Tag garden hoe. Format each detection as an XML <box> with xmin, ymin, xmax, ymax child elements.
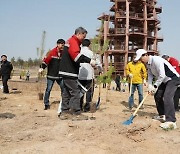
<box><xmin>122</xmin><ymin>93</ymin><xmax>149</xmax><ymax>125</ymax></box>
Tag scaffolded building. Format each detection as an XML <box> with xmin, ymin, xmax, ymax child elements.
<box><xmin>98</xmin><ymin>0</ymin><xmax>163</xmax><ymax>75</ymax></box>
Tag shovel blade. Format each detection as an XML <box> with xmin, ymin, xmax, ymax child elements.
<box><xmin>122</xmin><ymin>115</ymin><xmax>134</xmax><ymax>125</ymax></box>
<box><xmin>96</xmin><ymin>97</ymin><xmax>100</xmax><ymax>109</ymax></box>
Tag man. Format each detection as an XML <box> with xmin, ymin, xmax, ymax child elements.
<box><xmin>125</xmin><ymin>58</ymin><xmax>147</xmax><ymax>109</ymax></box>
<box><xmin>59</xmin><ymin>27</ymin><xmax>95</xmax><ymax>120</ymax></box>
<box><xmin>162</xmin><ymin>55</ymin><xmax>180</xmax><ymax>74</ymax></box>
<box><xmin>78</xmin><ymin>39</ymin><xmax>100</xmax><ymax>112</ymax></box>
<box><xmin>0</xmin><ymin>55</ymin><xmax>13</xmax><ymax>94</ymax></box>
<box><xmin>162</xmin><ymin>55</ymin><xmax>180</xmax><ymax>111</ymax></box>
<box><xmin>39</xmin><ymin>39</ymin><xmax>65</xmax><ymax>110</ymax></box>
<box><xmin>136</xmin><ymin>49</ymin><xmax>180</xmax><ymax>130</ymax></box>
<box><xmin>115</xmin><ymin>74</ymin><xmax>121</xmax><ymax>91</ymax></box>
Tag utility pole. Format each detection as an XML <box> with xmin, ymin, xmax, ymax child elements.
<box><xmin>37</xmin><ymin>30</ymin><xmax>46</xmax><ymax>60</ymax></box>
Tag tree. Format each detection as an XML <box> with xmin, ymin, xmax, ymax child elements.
<box><xmin>97</xmin><ymin>65</ymin><xmax>115</xmax><ymax>102</ymax></box>
<box><xmin>10</xmin><ymin>57</ymin><xmax>16</xmax><ymax>66</ymax></box>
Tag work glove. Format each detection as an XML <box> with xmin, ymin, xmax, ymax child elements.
<box><xmin>38</xmin><ymin>68</ymin><xmax>44</xmax><ymax>73</ymax></box>
<box><xmin>148</xmin><ymin>84</ymin><xmax>157</xmax><ymax>95</ymax></box>
<box><xmin>90</xmin><ymin>59</ymin><xmax>96</xmax><ymax>67</ymax></box>
<box><xmin>143</xmin><ymin>79</ymin><xmax>147</xmax><ymax>86</ymax></box>
<box><xmin>129</xmin><ymin>73</ymin><xmax>133</xmax><ymax>78</ymax></box>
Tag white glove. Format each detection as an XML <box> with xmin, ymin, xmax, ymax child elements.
<box><xmin>129</xmin><ymin>73</ymin><xmax>133</xmax><ymax>78</ymax></box>
<box><xmin>90</xmin><ymin>59</ymin><xmax>96</xmax><ymax>67</ymax></box>
<box><xmin>38</xmin><ymin>68</ymin><xmax>43</xmax><ymax>73</ymax></box>
<box><xmin>148</xmin><ymin>84</ymin><xmax>157</xmax><ymax>95</ymax></box>
<box><xmin>143</xmin><ymin>79</ymin><xmax>147</xmax><ymax>86</ymax></box>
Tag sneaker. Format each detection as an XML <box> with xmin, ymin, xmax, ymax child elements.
<box><xmin>153</xmin><ymin>115</ymin><xmax>166</xmax><ymax>122</ymax></box>
<box><xmin>44</xmin><ymin>105</ymin><xmax>50</xmax><ymax>110</ymax></box>
<box><xmin>59</xmin><ymin>112</ymin><xmax>73</xmax><ymax>120</ymax></box>
<box><xmin>72</xmin><ymin>114</ymin><xmax>88</xmax><ymax>121</ymax></box>
<box><xmin>128</xmin><ymin>105</ymin><xmax>134</xmax><ymax>110</ymax></box>
<box><xmin>160</xmin><ymin>122</ymin><xmax>177</xmax><ymax>130</ymax></box>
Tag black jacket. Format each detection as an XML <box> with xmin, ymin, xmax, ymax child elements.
<box><xmin>0</xmin><ymin>60</ymin><xmax>13</xmax><ymax>78</ymax></box>
<box><xmin>41</xmin><ymin>47</ymin><xmax>62</xmax><ymax>79</ymax></box>
<box><xmin>59</xmin><ymin>46</ymin><xmax>91</xmax><ymax>79</ymax></box>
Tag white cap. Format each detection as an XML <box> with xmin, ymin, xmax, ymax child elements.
<box><xmin>134</xmin><ymin>49</ymin><xmax>147</xmax><ymax>61</ymax></box>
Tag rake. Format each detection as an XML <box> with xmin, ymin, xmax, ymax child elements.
<box><xmin>122</xmin><ymin>93</ymin><xmax>149</xmax><ymax>125</ymax></box>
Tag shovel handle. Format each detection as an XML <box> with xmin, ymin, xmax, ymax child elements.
<box><xmin>129</xmin><ymin>77</ymin><xmax>133</xmax><ymax>97</ymax></box>
<box><xmin>132</xmin><ymin>93</ymin><xmax>149</xmax><ymax>116</ymax></box>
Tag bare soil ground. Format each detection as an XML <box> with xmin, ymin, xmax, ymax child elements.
<box><xmin>0</xmin><ymin>71</ymin><xmax>180</xmax><ymax>154</ymax></box>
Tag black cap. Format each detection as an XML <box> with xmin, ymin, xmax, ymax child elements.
<box><xmin>1</xmin><ymin>55</ymin><xmax>7</xmax><ymax>58</ymax></box>
<box><xmin>57</xmin><ymin>39</ymin><xmax>65</xmax><ymax>44</ymax></box>
<box><xmin>162</xmin><ymin>55</ymin><xmax>169</xmax><ymax>60</ymax></box>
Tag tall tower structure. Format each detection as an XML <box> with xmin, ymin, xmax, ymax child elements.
<box><xmin>98</xmin><ymin>0</ymin><xmax>163</xmax><ymax>75</ymax></box>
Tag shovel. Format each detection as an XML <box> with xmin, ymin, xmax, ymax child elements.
<box><xmin>96</xmin><ymin>82</ymin><xmax>101</xmax><ymax>109</ymax></box>
<box><xmin>129</xmin><ymin>77</ymin><xmax>133</xmax><ymax>97</ymax></box>
<box><xmin>122</xmin><ymin>93</ymin><xmax>149</xmax><ymax>125</ymax></box>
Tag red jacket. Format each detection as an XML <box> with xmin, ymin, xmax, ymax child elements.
<box><xmin>169</xmin><ymin>57</ymin><xmax>180</xmax><ymax>74</ymax></box>
<box><xmin>41</xmin><ymin>47</ymin><xmax>62</xmax><ymax>79</ymax></box>
<box><xmin>67</xmin><ymin>35</ymin><xmax>81</xmax><ymax>61</ymax></box>
<box><xmin>59</xmin><ymin>35</ymin><xmax>91</xmax><ymax>79</ymax></box>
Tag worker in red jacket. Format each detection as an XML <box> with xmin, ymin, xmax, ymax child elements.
<box><xmin>39</xmin><ymin>39</ymin><xmax>65</xmax><ymax>110</ymax></box>
<box><xmin>59</xmin><ymin>27</ymin><xmax>96</xmax><ymax>121</ymax></box>
<box><xmin>162</xmin><ymin>55</ymin><xmax>180</xmax><ymax>112</ymax></box>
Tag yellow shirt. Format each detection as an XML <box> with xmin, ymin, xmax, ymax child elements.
<box><xmin>125</xmin><ymin>61</ymin><xmax>147</xmax><ymax>84</ymax></box>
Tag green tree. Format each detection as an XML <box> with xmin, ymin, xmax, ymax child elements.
<box><xmin>97</xmin><ymin>65</ymin><xmax>115</xmax><ymax>102</ymax></box>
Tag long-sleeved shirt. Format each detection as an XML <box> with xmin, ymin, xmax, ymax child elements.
<box><xmin>78</xmin><ymin>46</ymin><xmax>94</xmax><ymax>80</ymax></box>
<box><xmin>59</xmin><ymin>35</ymin><xmax>91</xmax><ymax>79</ymax></box>
<box><xmin>125</xmin><ymin>61</ymin><xmax>147</xmax><ymax>84</ymax></box>
<box><xmin>168</xmin><ymin>57</ymin><xmax>180</xmax><ymax>74</ymax></box>
<box><xmin>147</xmin><ymin>56</ymin><xmax>179</xmax><ymax>88</ymax></box>
<box><xmin>41</xmin><ymin>47</ymin><xmax>62</xmax><ymax>79</ymax></box>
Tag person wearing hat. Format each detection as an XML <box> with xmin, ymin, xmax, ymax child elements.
<box><xmin>162</xmin><ymin>54</ymin><xmax>180</xmax><ymax>112</ymax></box>
<box><xmin>135</xmin><ymin>49</ymin><xmax>180</xmax><ymax>130</ymax></box>
<box><xmin>162</xmin><ymin>55</ymin><xmax>180</xmax><ymax>74</ymax></box>
<box><xmin>0</xmin><ymin>55</ymin><xmax>13</xmax><ymax>93</ymax></box>
<box><xmin>39</xmin><ymin>39</ymin><xmax>65</xmax><ymax>110</ymax></box>
<box><xmin>125</xmin><ymin>56</ymin><xmax>147</xmax><ymax>110</ymax></box>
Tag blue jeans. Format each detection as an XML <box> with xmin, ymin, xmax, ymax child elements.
<box><xmin>128</xmin><ymin>84</ymin><xmax>143</xmax><ymax>108</ymax></box>
<box><xmin>44</xmin><ymin>78</ymin><xmax>64</xmax><ymax>106</ymax></box>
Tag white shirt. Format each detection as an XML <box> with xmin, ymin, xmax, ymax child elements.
<box><xmin>78</xmin><ymin>46</ymin><xmax>94</xmax><ymax>80</ymax></box>
<box><xmin>147</xmin><ymin>55</ymin><xmax>179</xmax><ymax>88</ymax></box>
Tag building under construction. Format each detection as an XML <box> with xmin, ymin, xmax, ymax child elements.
<box><xmin>98</xmin><ymin>0</ymin><xmax>163</xmax><ymax>75</ymax></box>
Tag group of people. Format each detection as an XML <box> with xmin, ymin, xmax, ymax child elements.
<box><xmin>125</xmin><ymin>49</ymin><xmax>180</xmax><ymax>129</ymax></box>
<box><xmin>39</xmin><ymin>27</ymin><xmax>100</xmax><ymax>120</ymax></box>
<box><xmin>39</xmin><ymin>26</ymin><xmax>180</xmax><ymax>128</ymax></box>
<box><xmin>1</xmin><ymin>26</ymin><xmax>179</xmax><ymax>129</ymax></box>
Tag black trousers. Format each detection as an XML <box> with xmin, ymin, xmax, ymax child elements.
<box><xmin>79</xmin><ymin>80</ymin><xmax>94</xmax><ymax>110</ymax></box>
<box><xmin>174</xmin><ymin>87</ymin><xmax>180</xmax><ymax>110</ymax></box>
<box><xmin>2</xmin><ymin>75</ymin><xmax>10</xmax><ymax>93</ymax></box>
<box><xmin>154</xmin><ymin>78</ymin><xmax>180</xmax><ymax>122</ymax></box>
<box><xmin>61</xmin><ymin>78</ymin><xmax>81</xmax><ymax>114</ymax></box>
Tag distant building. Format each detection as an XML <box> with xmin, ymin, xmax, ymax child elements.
<box><xmin>98</xmin><ymin>0</ymin><xmax>163</xmax><ymax>75</ymax></box>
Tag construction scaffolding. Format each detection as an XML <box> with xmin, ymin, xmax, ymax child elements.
<box><xmin>98</xmin><ymin>0</ymin><xmax>163</xmax><ymax>75</ymax></box>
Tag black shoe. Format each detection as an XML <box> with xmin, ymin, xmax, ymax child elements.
<box><xmin>84</xmin><ymin>103</ymin><xmax>90</xmax><ymax>112</ymax></box>
<box><xmin>175</xmin><ymin>108</ymin><xmax>180</xmax><ymax>112</ymax></box>
<box><xmin>44</xmin><ymin>105</ymin><xmax>50</xmax><ymax>110</ymax></box>
<box><xmin>3</xmin><ymin>92</ymin><xmax>9</xmax><ymax>94</ymax></box>
<box><xmin>84</xmin><ymin>107</ymin><xmax>90</xmax><ymax>112</ymax></box>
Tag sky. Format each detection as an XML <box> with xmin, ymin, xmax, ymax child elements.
<box><xmin>0</xmin><ymin>0</ymin><xmax>180</xmax><ymax>61</ymax></box>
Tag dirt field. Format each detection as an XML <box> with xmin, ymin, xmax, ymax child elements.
<box><xmin>0</xmin><ymin>74</ymin><xmax>180</xmax><ymax>154</ymax></box>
